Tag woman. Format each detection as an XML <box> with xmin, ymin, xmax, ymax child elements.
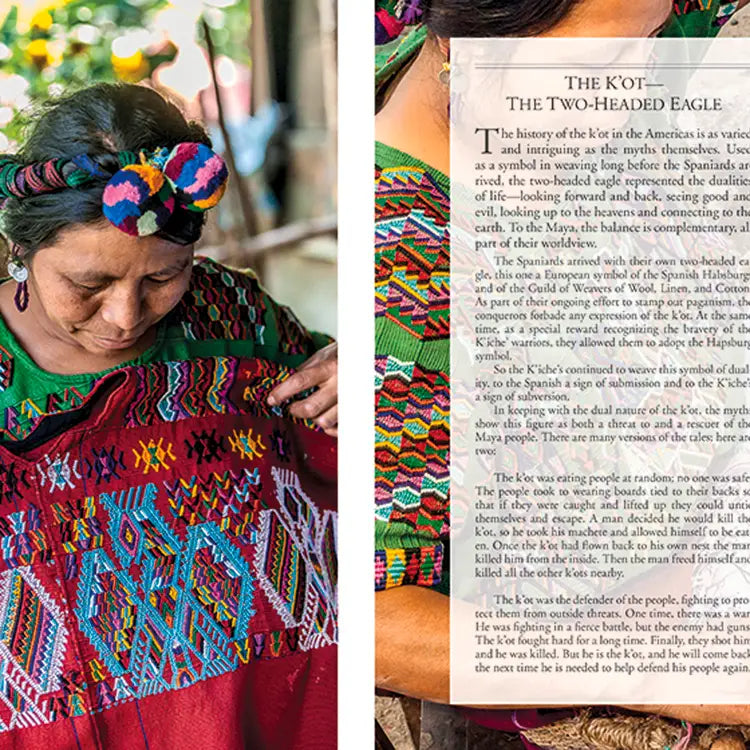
<box><xmin>0</xmin><ymin>82</ymin><xmax>338</xmax><ymax>749</ymax></box>
<box><xmin>374</xmin><ymin>0</ymin><xmax>750</xmax><ymax>742</ymax></box>
<box><xmin>0</xmin><ymin>82</ymin><xmax>337</xmax><ymax>440</ymax></box>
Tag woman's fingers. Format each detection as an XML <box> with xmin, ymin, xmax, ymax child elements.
<box><xmin>268</xmin><ymin>343</ymin><xmax>337</xmax><ymax>406</ymax></box>
<box><xmin>288</xmin><ymin>379</ymin><xmax>337</xmax><ymax>420</ymax></box>
<box><xmin>316</xmin><ymin>405</ymin><xmax>338</xmax><ymax>437</ymax></box>
<box><xmin>268</xmin><ymin>362</ymin><xmax>330</xmax><ymax>405</ymax></box>
<box><xmin>266</xmin><ymin>343</ymin><xmax>338</xmax><ymax>437</ymax></box>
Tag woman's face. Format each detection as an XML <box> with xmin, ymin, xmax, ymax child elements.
<box><xmin>545</xmin><ymin>0</ymin><xmax>673</xmax><ymax>37</ymax></box>
<box><xmin>27</xmin><ymin>222</ymin><xmax>193</xmax><ymax>355</ymax></box>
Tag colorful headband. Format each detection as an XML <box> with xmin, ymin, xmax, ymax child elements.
<box><xmin>0</xmin><ymin>142</ymin><xmax>228</xmax><ymax>238</ymax></box>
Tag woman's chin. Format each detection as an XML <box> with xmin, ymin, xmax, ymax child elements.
<box><xmin>84</xmin><ymin>332</ymin><xmax>143</xmax><ymax>353</ymax></box>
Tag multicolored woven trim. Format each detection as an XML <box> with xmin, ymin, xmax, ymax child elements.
<box><xmin>375</xmin><ymin>544</ymin><xmax>443</xmax><ymax>590</ymax></box>
<box><xmin>0</xmin><ymin>142</ymin><xmax>228</xmax><ymax>238</ymax></box>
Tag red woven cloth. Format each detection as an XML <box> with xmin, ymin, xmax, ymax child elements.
<box><xmin>0</xmin><ymin>357</ymin><xmax>337</xmax><ymax>749</ymax></box>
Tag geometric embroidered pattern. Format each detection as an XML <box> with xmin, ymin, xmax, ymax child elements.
<box><xmin>0</xmin><ymin>505</ymin><xmax>50</xmax><ymax>569</ymax></box>
<box><xmin>256</xmin><ymin>469</ymin><xmax>337</xmax><ymax>651</ymax></box>
<box><xmin>83</xmin><ymin>447</ymin><xmax>126</xmax><ymax>485</ymax></box>
<box><xmin>51</xmin><ymin>497</ymin><xmax>103</xmax><ymax>582</ymax></box>
<box><xmin>0</xmin><ymin>353</ymin><xmax>337</xmax><ymax>743</ymax></box>
<box><xmin>44</xmin><ymin>387</ymin><xmax>87</xmax><ymax>419</ymax></box>
<box><xmin>47</xmin><ymin>668</ymin><xmax>86</xmax><ymax>722</ymax></box>
<box><xmin>0</xmin><ymin>456</ymin><xmax>31</xmax><ymax>505</ymax></box>
<box><xmin>374</xmin><ymin>545</ymin><xmax>443</xmax><ymax>591</ymax></box>
<box><xmin>234</xmin><ymin>625</ymin><xmax>303</xmax><ymax>664</ymax></box>
<box><xmin>173</xmin><ymin>259</ymin><xmax>268</xmax><ymax>345</ymax></box>
<box><xmin>76</xmin><ymin>483</ymin><xmax>255</xmax><ymax>704</ymax></box>
<box><xmin>375</xmin><ymin>167</ymin><xmax>450</xmax><ymax>343</ymax></box>
<box><xmin>132</xmin><ymin>439</ymin><xmax>177</xmax><ymax>474</ymax></box>
<box><xmin>374</xmin><ymin>355</ymin><xmax>449</xmax><ymax>538</ymax></box>
<box><xmin>276</xmin><ymin>303</ymin><xmax>317</xmax><ymax>357</ymax></box>
<box><xmin>185</xmin><ymin>429</ymin><xmax>227</xmax><ymax>465</ymax></box>
<box><xmin>52</xmin><ymin>497</ymin><xmax>103</xmax><ymax>553</ymax></box>
<box><xmin>228</xmin><ymin>428</ymin><xmax>265</xmax><ymax>462</ymax></box>
<box><xmin>3</xmin><ymin>399</ymin><xmax>46</xmax><ymax>446</ymax></box>
<box><xmin>36</xmin><ymin>453</ymin><xmax>81</xmax><ymax>494</ymax></box>
<box><xmin>240</xmin><ymin>362</ymin><xmax>295</xmax><ymax>417</ymax></box>
<box><xmin>0</xmin><ymin>567</ymin><xmax>68</xmax><ymax>729</ymax></box>
<box><xmin>125</xmin><ymin>357</ymin><xmax>240</xmax><ymax>428</ymax></box>
<box><xmin>375</xmin><ymin>161</ymin><xmax>451</xmax><ymax>591</ymax></box>
<box><xmin>163</xmin><ymin>469</ymin><xmax>263</xmax><ymax>544</ymax></box>
<box><xmin>3</xmin><ymin>387</ymin><xmax>95</xmax><ymax>443</ymax></box>
<box><xmin>268</xmin><ymin>428</ymin><xmax>291</xmax><ymax>463</ymax></box>
<box><xmin>0</xmin><ymin>346</ymin><xmax>13</xmax><ymax>394</ymax></box>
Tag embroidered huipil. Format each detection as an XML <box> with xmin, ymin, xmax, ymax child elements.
<box><xmin>0</xmin><ymin>256</ymin><xmax>331</xmax><ymax>441</ymax></box>
<box><xmin>0</xmin><ymin>356</ymin><xmax>336</xmax><ymax>749</ymax></box>
<box><xmin>373</xmin><ymin>3</ymin><xmax>742</xmax><ymax>595</ymax></box>
<box><xmin>375</xmin><ymin>143</ymin><xmax>450</xmax><ymax>593</ymax></box>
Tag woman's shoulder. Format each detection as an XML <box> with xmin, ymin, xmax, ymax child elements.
<box><xmin>376</xmin><ymin>25</ymin><xmax>427</xmax><ymax>89</ymax></box>
<box><xmin>189</xmin><ymin>255</ymin><xmax>262</xmax><ymax>292</ymax></box>
<box><xmin>168</xmin><ymin>256</ymin><xmax>321</xmax><ymax>358</ymax></box>
<box><xmin>169</xmin><ymin>256</ymin><xmax>267</xmax><ymax>343</ymax></box>
<box><xmin>661</xmin><ymin>2</ymin><xmax>740</xmax><ymax>37</ymax></box>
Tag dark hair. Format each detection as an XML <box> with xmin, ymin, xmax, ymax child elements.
<box><xmin>1</xmin><ymin>83</ymin><xmax>212</xmax><ymax>257</ymax></box>
<box><xmin>423</xmin><ymin>0</ymin><xmax>581</xmax><ymax>37</ymax></box>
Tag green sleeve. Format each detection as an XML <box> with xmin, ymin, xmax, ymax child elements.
<box><xmin>190</xmin><ymin>259</ymin><xmax>331</xmax><ymax>365</ymax></box>
<box><xmin>254</xmin><ymin>279</ymin><xmax>333</xmax><ymax>360</ymax></box>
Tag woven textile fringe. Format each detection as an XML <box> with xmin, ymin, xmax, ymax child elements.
<box><xmin>522</xmin><ymin>712</ymin><xmax>750</xmax><ymax>750</ymax></box>
<box><xmin>520</xmin><ymin>711</ymin><xmax>750</xmax><ymax>750</ymax></box>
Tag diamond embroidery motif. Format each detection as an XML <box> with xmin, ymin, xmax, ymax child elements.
<box><xmin>255</xmin><ymin>469</ymin><xmax>337</xmax><ymax>651</ymax></box>
<box><xmin>83</xmin><ymin>447</ymin><xmax>126</xmax><ymax>485</ymax></box>
<box><xmin>228</xmin><ymin>428</ymin><xmax>266</xmax><ymax>461</ymax></box>
<box><xmin>76</xmin><ymin>483</ymin><xmax>255</xmax><ymax>700</ymax></box>
<box><xmin>37</xmin><ymin>453</ymin><xmax>81</xmax><ymax>493</ymax></box>
<box><xmin>132</xmin><ymin>438</ymin><xmax>177</xmax><ymax>474</ymax></box>
<box><xmin>0</xmin><ymin>568</ymin><xmax>68</xmax><ymax>728</ymax></box>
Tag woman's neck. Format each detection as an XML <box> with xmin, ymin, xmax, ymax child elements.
<box><xmin>376</xmin><ymin>35</ymin><xmax>451</xmax><ymax>177</ymax></box>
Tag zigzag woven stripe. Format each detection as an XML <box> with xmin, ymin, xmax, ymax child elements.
<box><xmin>126</xmin><ymin>357</ymin><xmax>239</xmax><ymax>427</ymax></box>
<box><xmin>375</xmin><ymin>157</ymin><xmax>451</xmax><ymax>589</ymax></box>
<box><xmin>375</xmin><ymin>353</ymin><xmax>449</xmax><ymax>538</ymax></box>
<box><xmin>376</xmin><ymin>167</ymin><xmax>450</xmax><ymax>346</ymax></box>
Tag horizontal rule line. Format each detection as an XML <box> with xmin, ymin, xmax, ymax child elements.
<box><xmin>474</xmin><ymin>64</ymin><xmax>750</xmax><ymax>69</ymax></box>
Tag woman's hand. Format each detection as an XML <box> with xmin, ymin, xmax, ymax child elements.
<box><xmin>267</xmin><ymin>342</ymin><xmax>338</xmax><ymax>436</ymax></box>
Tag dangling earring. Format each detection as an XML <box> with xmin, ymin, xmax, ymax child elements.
<box><xmin>437</xmin><ymin>46</ymin><xmax>465</xmax><ymax>123</ymax></box>
<box><xmin>7</xmin><ymin>247</ymin><xmax>29</xmax><ymax>313</ymax></box>
<box><xmin>438</xmin><ymin>61</ymin><xmax>451</xmax><ymax>85</ymax></box>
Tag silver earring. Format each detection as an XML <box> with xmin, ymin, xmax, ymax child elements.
<box><xmin>438</xmin><ymin>61</ymin><xmax>451</xmax><ymax>85</ymax></box>
<box><xmin>7</xmin><ymin>259</ymin><xmax>28</xmax><ymax>283</ymax></box>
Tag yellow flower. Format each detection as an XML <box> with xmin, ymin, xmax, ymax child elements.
<box><xmin>30</xmin><ymin>9</ymin><xmax>52</xmax><ymax>30</ymax></box>
<box><xmin>25</xmin><ymin>37</ymin><xmax>63</xmax><ymax>69</ymax></box>
<box><xmin>11</xmin><ymin>0</ymin><xmax>69</xmax><ymax>33</ymax></box>
<box><xmin>111</xmin><ymin>50</ymin><xmax>148</xmax><ymax>82</ymax></box>
<box><xmin>26</xmin><ymin>38</ymin><xmax>50</xmax><ymax>67</ymax></box>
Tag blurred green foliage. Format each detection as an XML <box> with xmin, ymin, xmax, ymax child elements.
<box><xmin>0</xmin><ymin>0</ymin><xmax>250</xmax><ymax>147</ymax></box>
